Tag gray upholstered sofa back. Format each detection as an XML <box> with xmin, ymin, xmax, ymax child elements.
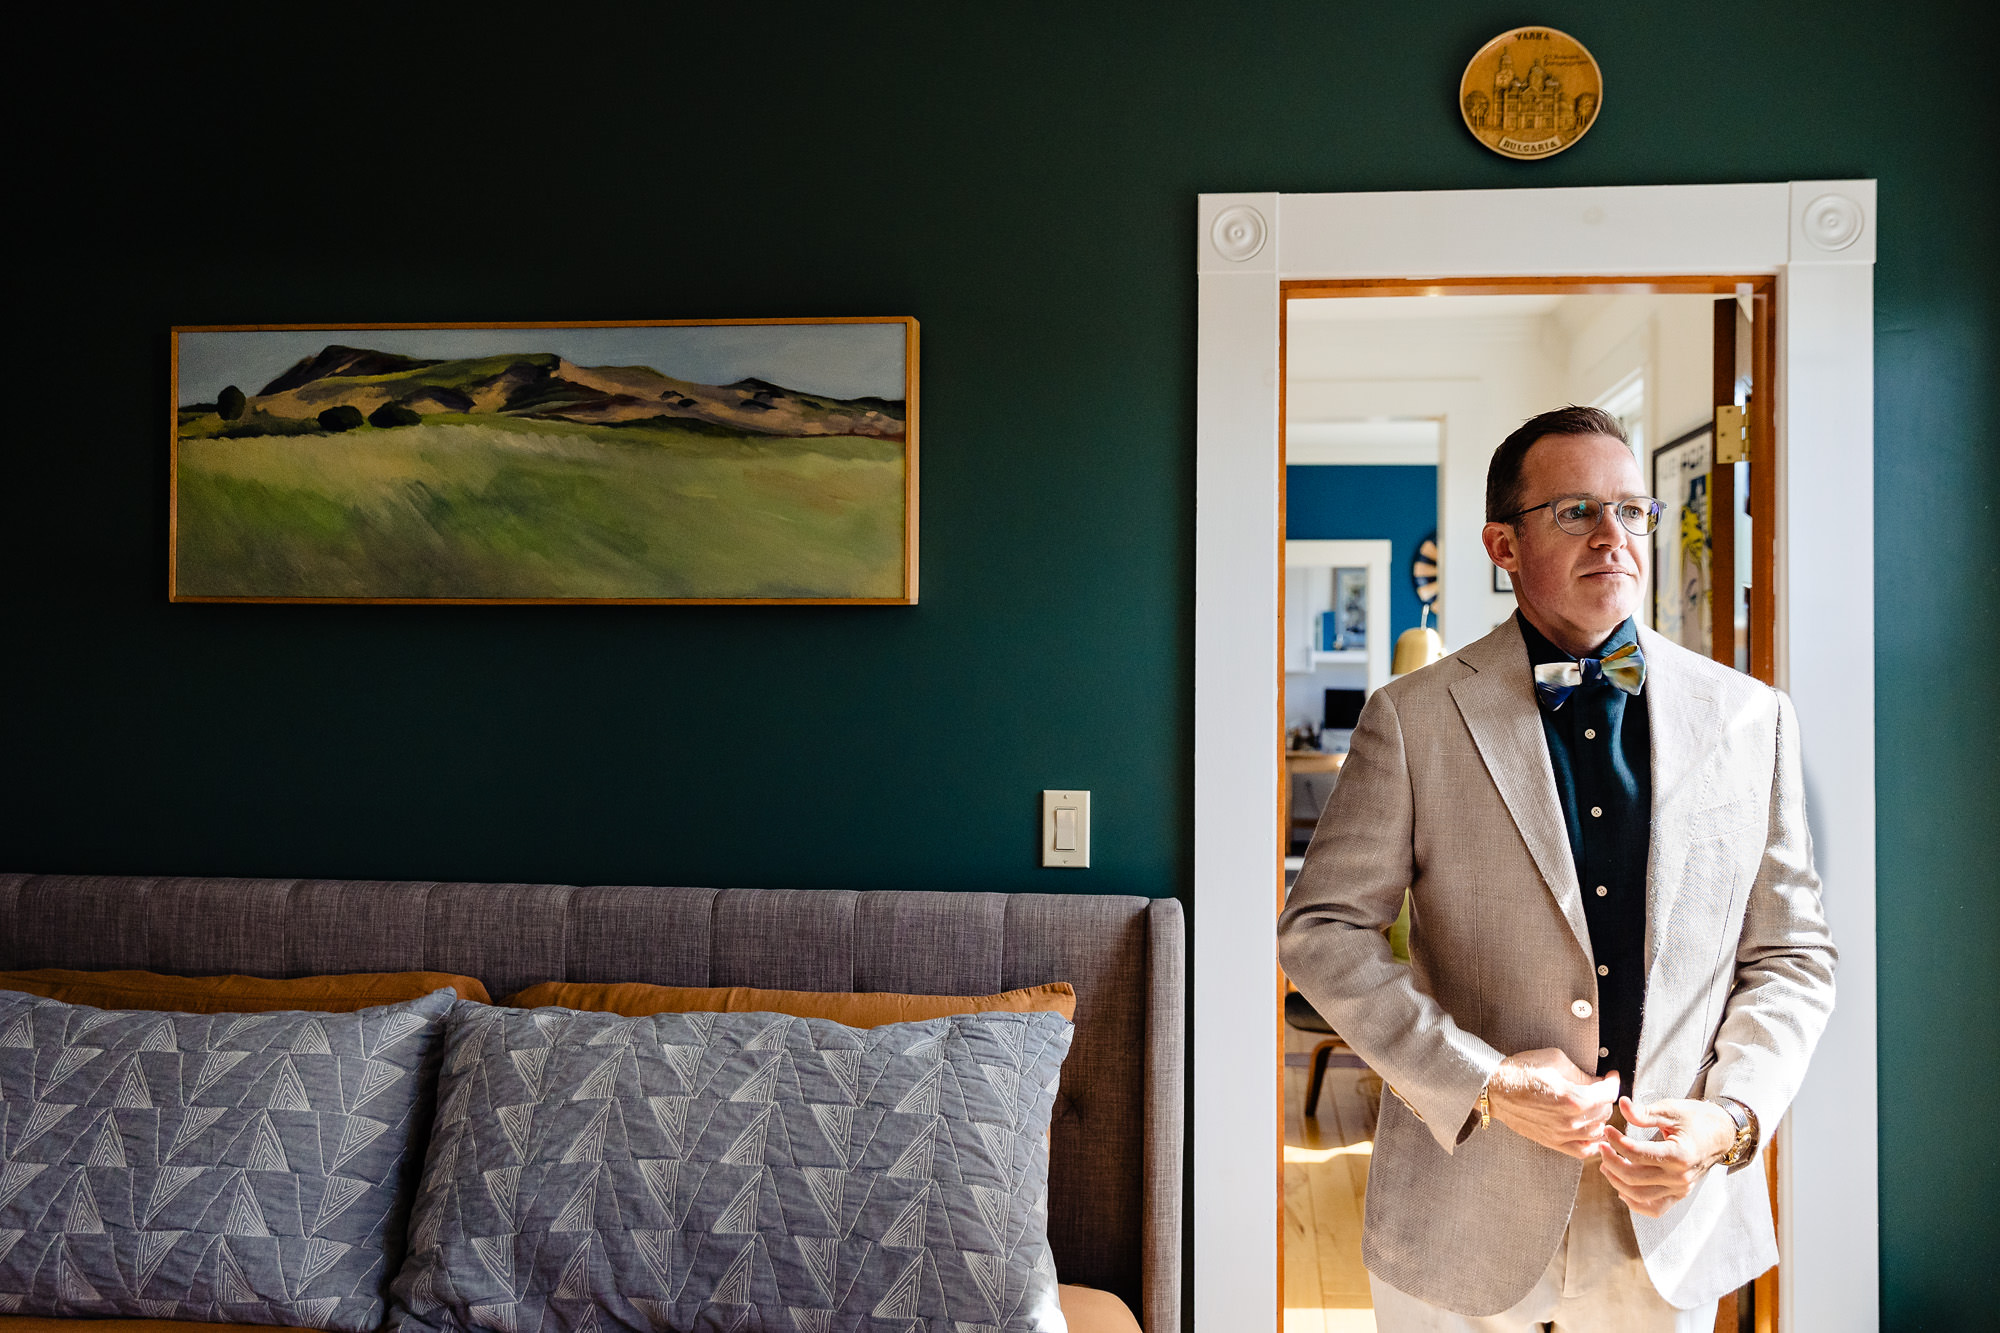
<box><xmin>0</xmin><ymin>874</ymin><xmax>1185</xmax><ymax>1332</ymax></box>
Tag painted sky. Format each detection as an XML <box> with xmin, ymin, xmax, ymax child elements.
<box><xmin>177</xmin><ymin>322</ymin><xmax>908</xmax><ymax>406</ymax></box>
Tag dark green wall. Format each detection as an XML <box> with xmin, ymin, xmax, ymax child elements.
<box><xmin>5</xmin><ymin>3</ymin><xmax>1993</xmax><ymax>1322</ymax></box>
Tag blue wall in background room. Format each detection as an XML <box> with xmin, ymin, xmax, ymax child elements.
<box><xmin>1287</xmin><ymin>465</ymin><xmax>1438</xmax><ymax>640</ymax></box>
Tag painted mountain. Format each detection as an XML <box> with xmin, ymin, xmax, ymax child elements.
<box><xmin>182</xmin><ymin>344</ymin><xmax>906</xmax><ymax>442</ymax></box>
<box><xmin>172</xmin><ymin>333</ymin><xmax>913</xmax><ymax>602</ymax></box>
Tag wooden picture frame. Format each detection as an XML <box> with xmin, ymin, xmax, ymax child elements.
<box><xmin>170</xmin><ymin>318</ymin><xmax>919</xmax><ymax>604</ymax></box>
<box><xmin>1651</xmin><ymin>423</ymin><xmax>1713</xmax><ymax>649</ymax></box>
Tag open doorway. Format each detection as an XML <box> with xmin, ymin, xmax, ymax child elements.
<box><xmin>1277</xmin><ymin>281</ymin><xmax>1779</xmax><ymax>1333</ymax></box>
<box><xmin>1194</xmin><ymin>182</ymin><xmax>1877</xmax><ymax>1333</ymax></box>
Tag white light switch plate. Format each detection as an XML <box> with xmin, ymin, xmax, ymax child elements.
<box><xmin>1041</xmin><ymin>790</ymin><xmax>1090</xmax><ymax>868</ymax></box>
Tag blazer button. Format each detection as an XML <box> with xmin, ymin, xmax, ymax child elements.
<box><xmin>1571</xmin><ymin>999</ymin><xmax>1593</xmax><ymax>1019</ymax></box>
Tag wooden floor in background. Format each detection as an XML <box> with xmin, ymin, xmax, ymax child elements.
<box><xmin>1284</xmin><ymin>1022</ymin><xmax>1380</xmax><ymax>1333</ymax></box>
<box><xmin>1283</xmin><ymin>1019</ymin><xmax>1748</xmax><ymax>1333</ymax></box>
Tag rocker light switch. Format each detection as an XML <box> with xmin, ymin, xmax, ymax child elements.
<box><xmin>1042</xmin><ymin>790</ymin><xmax>1090</xmax><ymax>868</ymax></box>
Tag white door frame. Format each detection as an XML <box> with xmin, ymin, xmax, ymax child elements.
<box><xmin>1193</xmin><ymin>182</ymin><xmax>1878</xmax><ymax>1332</ymax></box>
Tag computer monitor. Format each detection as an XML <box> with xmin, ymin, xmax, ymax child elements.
<box><xmin>1323</xmin><ymin>688</ymin><xmax>1366</xmax><ymax>731</ymax></box>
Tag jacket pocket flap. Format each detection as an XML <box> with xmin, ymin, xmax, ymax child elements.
<box><xmin>1689</xmin><ymin>793</ymin><xmax>1761</xmax><ymax>840</ymax></box>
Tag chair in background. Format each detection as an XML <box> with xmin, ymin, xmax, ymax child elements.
<box><xmin>1284</xmin><ymin>751</ymin><xmax>1345</xmax><ymax>855</ymax></box>
<box><xmin>1281</xmin><ymin>891</ymin><xmax>1409</xmax><ymax>1120</ymax></box>
<box><xmin>1284</xmin><ymin>990</ymin><xmax>1352</xmax><ymax>1119</ymax></box>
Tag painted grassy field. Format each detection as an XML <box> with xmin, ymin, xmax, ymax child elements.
<box><xmin>173</xmin><ymin>417</ymin><xmax>907</xmax><ymax>600</ymax></box>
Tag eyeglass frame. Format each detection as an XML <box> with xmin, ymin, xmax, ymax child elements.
<box><xmin>1497</xmin><ymin>493</ymin><xmax>1666</xmax><ymax>537</ymax></box>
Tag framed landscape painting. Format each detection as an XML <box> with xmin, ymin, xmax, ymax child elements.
<box><xmin>170</xmin><ymin>318</ymin><xmax>918</xmax><ymax>603</ymax></box>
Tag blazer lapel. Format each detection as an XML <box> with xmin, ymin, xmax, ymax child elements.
<box><xmin>1637</xmin><ymin>625</ymin><xmax>1723</xmax><ymax>973</ymax></box>
<box><xmin>1449</xmin><ymin>621</ymin><xmax>1592</xmax><ymax>961</ymax></box>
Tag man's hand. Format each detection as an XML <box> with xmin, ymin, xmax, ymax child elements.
<box><xmin>1485</xmin><ymin>1048</ymin><xmax>1620</xmax><ymax>1158</ymax></box>
<box><xmin>1590</xmin><ymin>1095</ymin><xmax>1739</xmax><ymax>1218</ymax></box>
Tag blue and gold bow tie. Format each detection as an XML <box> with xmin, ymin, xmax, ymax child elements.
<box><xmin>1533</xmin><ymin>641</ymin><xmax>1646</xmax><ymax>710</ymax></box>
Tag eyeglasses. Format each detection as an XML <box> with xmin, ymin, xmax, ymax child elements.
<box><xmin>1501</xmin><ymin>494</ymin><xmax>1664</xmax><ymax>536</ymax></box>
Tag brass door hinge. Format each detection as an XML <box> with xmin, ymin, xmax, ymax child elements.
<box><xmin>1715</xmin><ymin>404</ymin><xmax>1749</xmax><ymax>464</ymax></box>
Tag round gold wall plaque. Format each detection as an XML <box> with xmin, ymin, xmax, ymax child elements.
<box><xmin>1460</xmin><ymin>27</ymin><xmax>1602</xmax><ymax>160</ymax></box>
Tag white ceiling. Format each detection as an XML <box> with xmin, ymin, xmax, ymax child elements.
<box><xmin>1287</xmin><ymin>419</ymin><xmax>1440</xmax><ymax>465</ymax></box>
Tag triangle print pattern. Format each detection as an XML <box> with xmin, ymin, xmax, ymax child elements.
<box><xmin>186</xmin><ymin>1050</ymin><xmax>247</xmax><ymax>1103</ymax></box>
<box><xmin>550</xmin><ymin>1171</ymin><xmax>601</xmax><ymax>1233</ymax></box>
<box><xmin>237</xmin><ymin>1112</ymin><xmax>291</xmax><ymax>1173</ymax></box>
<box><xmin>43</xmin><ymin>1045</ymin><xmax>102</xmax><ymax>1094</ymax></box>
<box><xmin>111</xmin><ymin>1059</ymin><xmax>153</xmax><ymax>1109</ymax></box>
<box><xmin>132</xmin><ymin>1228</ymin><xmax>184</xmax><ymax>1292</ymax></box>
<box><xmin>85</xmin><ymin>1119</ymin><xmax>126</xmax><ymax>1169</ymax></box>
<box><xmin>350</xmin><ymin>1059</ymin><xmax>404</xmax><ymax>1113</ymax></box>
<box><xmin>0</xmin><ymin>1166</ymin><xmax>46</xmax><ymax>1212</ymax></box>
<box><xmin>0</xmin><ymin>988</ymin><xmax>453</xmax><ymax>1332</ymax></box>
<box><xmin>62</xmin><ymin>1172</ymin><xmax>105</xmax><ymax>1234</ymax></box>
<box><xmin>165</xmin><ymin>1105</ymin><xmax>227</xmax><ymax>1162</ymax></box>
<box><xmin>143</xmin><ymin>1166</ymin><xmax>206</xmax><ymax>1226</ymax></box>
<box><xmin>387</xmin><ymin>1004</ymin><xmax>1074</xmax><ymax>1332</ymax></box>
<box><xmin>469</xmin><ymin>1234</ymin><xmax>515</xmax><ymax>1297</ymax></box>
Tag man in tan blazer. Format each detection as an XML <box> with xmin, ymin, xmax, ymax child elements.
<box><xmin>1278</xmin><ymin>406</ymin><xmax>1836</xmax><ymax>1330</ymax></box>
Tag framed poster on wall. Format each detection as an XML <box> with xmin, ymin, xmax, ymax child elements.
<box><xmin>1330</xmin><ymin>567</ymin><xmax>1369</xmax><ymax>649</ymax></box>
<box><xmin>1651</xmin><ymin>423</ymin><xmax>1713</xmax><ymax>650</ymax></box>
<box><xmin>170</xmin><ymin>318</ymin><xmax>919</xmax><ymax>604</ymax></box>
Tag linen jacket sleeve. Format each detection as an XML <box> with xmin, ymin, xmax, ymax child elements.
<box><xmin>1700</xmin><ymin>689</ymin><xmax>1838</xmax><ymax>1166</ymax></box>
<box><xmin>1277</xmin><ymin>686</ymin><xmax>1504</xmax><ymax>1152</ymax></box>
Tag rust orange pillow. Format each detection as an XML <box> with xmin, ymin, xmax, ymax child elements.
<box><xmin>1057</xmin><ymin>1285</ymin><xmax>1144</xmax><ymax>1333</ymax></box>
<box><xmin>504</xmin><ymin>979</ymin><xmax>1075</xmax><ymax>1026</ymax></box>
<box><xmin>0</xmin><ymin>967</ymin><xmax>490</xmax><ymax>1012</ymax></box>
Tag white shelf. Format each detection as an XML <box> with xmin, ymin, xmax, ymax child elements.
<box><xmin>1285</xmin><ymin>540</ymin><xmax>1393</xmax><ymax>696</ymax></box>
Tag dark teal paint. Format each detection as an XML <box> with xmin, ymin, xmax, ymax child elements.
<box><xmin>1286</xmin><ymin>465</ymin><xmax>1439</xmax><ymax>640</ymax></box>
<box><xmin>2</xmin><ymin>3</ymin><xmax>1993</xmax><ymax>1321</ymax></box>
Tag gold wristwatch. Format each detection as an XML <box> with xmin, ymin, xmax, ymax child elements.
<box><xmin>1713</xmin><ymin>1096</ymin><xmax>1758</xmax><ymax>1168</ymax></box>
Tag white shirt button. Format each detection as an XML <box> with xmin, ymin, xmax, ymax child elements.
<box><xmin>1599</xmin><ymin>1046</ymin><xmax>1611</xmax><ymax>1058</ymax></box>
<box><xmin>1590</xmin><ymin>806</ymin><xmax>1603</xmax><ymax>817</ymax></box>
<box><xmin>1595</xmin><ymin>885</ymin><xmax>1609</xmax><ymax>896</ymax></box>
<box><xmin>1598</xmin><ymin>964</ymin><xmax>1610</xmax><ymax>976</ymax></box>
<box><xmin>1585</xmin><ymin>728</ymin><xmax>1597</xmax><ymax>739</ymax></box>
<box><xmin>1571</xmin><ymin>1000</ymin><xmax>1593</xmax><ymax>1019</ymax></box>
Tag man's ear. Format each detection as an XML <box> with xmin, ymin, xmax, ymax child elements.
<box><xmin>1482</xmin><ymin>521</ymin><xmax>1521</xmax><ymax>572</ymax></box>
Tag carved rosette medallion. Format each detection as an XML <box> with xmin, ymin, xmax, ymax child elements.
<box><xmin>1459</xmin><ymin>27</ymin><xmax>1603</xmax><ymax>161</ymax></box>
<box><xmin>1802</xmin><ymin>193</ymin><xmax>1865</xmax><ymax>251</ymax></box>
<box><xmin>1210</xmin><ymin>205</ymin><xmax>1268</xmax><ymax>263</ymax></box>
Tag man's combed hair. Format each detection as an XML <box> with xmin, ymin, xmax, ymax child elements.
<box><xmin>1485</xmin><ymin>405</ymin><xmax>1630</xmax><ymax>523</ymax></box>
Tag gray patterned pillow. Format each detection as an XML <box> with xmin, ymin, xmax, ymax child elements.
<box><xmin>391</xmin><ymin>1003</ymin><xmax>1074</xmax><ymax>1333</ymax></box>
<box><xmin>0</xmin><ymin>987</ymin><xmax>454</xmax><ymax>1331</ymax></box>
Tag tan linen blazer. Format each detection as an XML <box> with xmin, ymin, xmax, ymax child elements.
<box><xmin>1277</xmin><ymin>619</ymin><xmax>1836</xmax><ymax>1315</ymax></box>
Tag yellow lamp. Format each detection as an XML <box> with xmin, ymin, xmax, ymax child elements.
<box><xmin>1392</xmin><ymin>605</ymin><xmax>1444</xmax><ymax>676</ymax></box>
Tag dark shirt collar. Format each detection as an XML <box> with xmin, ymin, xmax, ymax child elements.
<box><xmin>1517</xmin><ymin>611</ymin><xmax>1639</xmax><ymax>669</ymax></box>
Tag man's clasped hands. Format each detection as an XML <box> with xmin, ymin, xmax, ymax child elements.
<box><xmin>1484</xmin><ymin>1048</ymin><xmax>1741</xmax><ymax>1218</ymax></box>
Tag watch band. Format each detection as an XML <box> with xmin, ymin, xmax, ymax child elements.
<box><xmin>1713</xmin><ymin>1096</ymin><xmax>1758</xmax><ymax>1167</ymax></box>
